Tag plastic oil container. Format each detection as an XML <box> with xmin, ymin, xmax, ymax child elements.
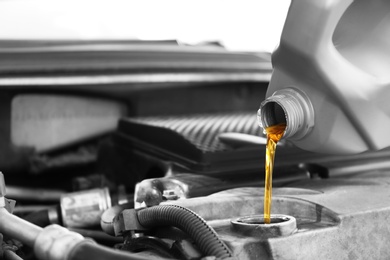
<box><xmin>258</xmin><ymin>0</ymin><xmax>390</xmax><ymax>154</ymax></box>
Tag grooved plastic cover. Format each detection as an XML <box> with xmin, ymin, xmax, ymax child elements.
<box><xmin>115</xmin><ymin>112</ymin><xmax>266</xmax><ymax>172</ymax></box>
<box><xmin>121</xmin><ymin>112</ymin><xmax>261</xmax><ymax>153</ymax></box>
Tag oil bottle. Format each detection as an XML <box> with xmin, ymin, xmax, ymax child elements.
<box><xmin>258</xmin><ymin>0</ymin><xmax>390</xmax><ymax>154</ymax></box>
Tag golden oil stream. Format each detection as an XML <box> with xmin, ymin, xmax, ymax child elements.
<box><xmin>264</xmin><ymin>123</ymin><xmax>286</xmax><ymax>224</ymax></box>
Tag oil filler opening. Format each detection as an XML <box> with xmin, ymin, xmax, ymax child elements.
<box><xmin>237</xmin><ymin>215</ymin><xmax>289</xmax><ymax>225</ymax></box>
<box><xmin>231</xmin><ymin>214</ymin><xmax>297</xmax><ymax>238</ymax></box>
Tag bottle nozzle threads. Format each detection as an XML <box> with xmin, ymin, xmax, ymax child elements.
<box><xmin>258</xmin><ymin>88</ymin><xmax>314</xmax><ymax>140</ymax></box>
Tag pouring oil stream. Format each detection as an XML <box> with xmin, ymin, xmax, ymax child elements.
<box><xmin>264</xmin><ymin>123</ymin><xmax>286</xmax><ymax>224</ymax></box>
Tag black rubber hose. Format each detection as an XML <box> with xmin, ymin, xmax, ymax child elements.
<box><xmin>137</xmin><ymin>205</ymin><xmax>233</xmax><ymax>259</ymax></box>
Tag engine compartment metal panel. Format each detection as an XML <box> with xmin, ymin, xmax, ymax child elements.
<box><xmin>162</xmin><ymin>170</ymin><xmax>390</xmax><ymax>259</ymax></box>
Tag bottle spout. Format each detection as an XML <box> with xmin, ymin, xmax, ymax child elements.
<box><xmin>258</xmin><ymin>88</ymin><xmax>315</xmax><ymax>140</ymax></box>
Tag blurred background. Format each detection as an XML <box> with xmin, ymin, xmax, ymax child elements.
<box><xmin>0</xmin><ymin>0</ymin><xmax>290</xmax><ymax>52</ymax></box>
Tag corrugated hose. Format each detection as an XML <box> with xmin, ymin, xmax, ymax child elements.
<box><xmin>137</xmin><ymin>204</ymin><xmax>234</xmax><ymax>259</ymax></box>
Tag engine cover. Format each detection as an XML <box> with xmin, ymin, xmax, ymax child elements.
<box><xmin>163</xmin><ymin>170</ymin><xmax>390</xmax><ymax>259</ymax></box>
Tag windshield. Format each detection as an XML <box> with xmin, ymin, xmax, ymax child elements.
<box><xmin>0</xmin><ymin>0</ymin><xmax>290</xmax><ymax>52</ymax></box>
